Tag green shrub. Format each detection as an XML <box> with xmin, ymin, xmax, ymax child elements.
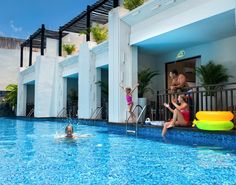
<box><xmin>5</xmin><ymin>84</ymin><xmax>17</xmax><ymax>110</ymax></box>
<box><xmin>63</xmin><ymin>44</ymin><xmax>76</xmax><ymax>55</ymax></box>
<box><xmin>196</xmin><ymin>61</ymin><xmax>232</xmax><ymax>95</ymax></box>
<box><xmin>123</xmin><ymin>0</ymin><xmax>144</xmax><ymax>10</ymax></box>
<box><xmin>138</xmin><ymin>68</ymin><xmax>159</xmax><ymax>97</ymax></box>
<box><xmin>91</xmin><ymin>24</ymin><xmax>108</xmax><ymax>44</ymax></box>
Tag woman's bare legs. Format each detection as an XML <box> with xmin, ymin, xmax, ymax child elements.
<box><xmin>162</xmin><ymin>109</ymin><xmax>187</xmax><ymax>137</ymax></box>
<box><xmin>128</xmin><ymin>104</ymin><xmax>136</xmax><ymax>122</ymax></box>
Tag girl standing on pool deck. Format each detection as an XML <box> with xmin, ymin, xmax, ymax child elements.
<box><xmin>120</xmin><ymin>83</ymin><xmax>139</xmax><ymax>122</ymax></box>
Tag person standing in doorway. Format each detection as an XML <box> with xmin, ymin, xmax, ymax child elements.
<box><xmin>169</xmin><ymin>69</ymin><xmax>189</xmax><ymax>93</ymax></box>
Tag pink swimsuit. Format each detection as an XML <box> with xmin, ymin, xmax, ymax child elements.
<box><xmin>126</xmin><ymin>94</ymin><xmax>133</xmax><ymax>105</ymax></box>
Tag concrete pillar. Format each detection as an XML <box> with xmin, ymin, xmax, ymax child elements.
<box><xmin>46</xmin><ymin>38</ymin><xmax>59</xmax><ymax>57</ymax></box>
<box><xmin>34</xmin><ymin>56</ymin><xmax>57</xmax><ymax>117</ymax></box>
<box><xmin>96</xmin><ymin>68</ymin><xmax>102</xmax><ymax>109</ymax></box>
<box><xmin>108</xmin><ymin>7</ymin><xmax>138</xmax><ymax>123</ymax></box>
<box><xmin>17</xmin><ymin>72</ymin><xmax>27</xmax><ymax>116</ymax></box>
<box><xmin>78</xmin><ymin>41</ymin><xmax>97</xmax><ymax>119</ymax></box>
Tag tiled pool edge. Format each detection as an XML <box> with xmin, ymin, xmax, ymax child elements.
<box><xmin>79</xmin><ymin>119</ymin><xmax>236</xmax><ymax>148</ymax></box>
<box><xmin>1</xmin><ymin>117</ymin><xmax>236</xmax><ymax>148</ymax></box>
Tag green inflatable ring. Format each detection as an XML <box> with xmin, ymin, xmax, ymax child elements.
<box><xmin>193</xmin><ymin>120</ymin><xmax>234</xmax><ymax>131</ymax></box>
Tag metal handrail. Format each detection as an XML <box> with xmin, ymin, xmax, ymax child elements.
<box><xmin>126</xmin><ymin>105</ymin><xmax>143</xmax><ymax>123</ymax></box>
<box><xmin>157</xmin><ymin>82</ymin><xmax>236</xmax><ymax>94</ymax></box>
<box><xmin>126</xmin><ymin>105</ymin><xmax>146</xmax><ymax>135</ymax></box>
<box><xmin>27</xmin><ymin>108</ymin><xmax>34</xmax><ymax>117</ymax></box>
<box><xmin>57</xmin><ymin>107</ymin><xmax>67</xmax><ymax>117</ymax></box>
<box><xmin>90</xmin><ymin>106</ymin><xmax>103</xmax><ymax>120</ymax></box>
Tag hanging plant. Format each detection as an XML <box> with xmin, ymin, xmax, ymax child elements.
<box><xmin>123</xmin><ymin>0</ymin><xmax>144</xmax><ymax>11</ymax></box>
<box><xmin>63</xmin><ymin>44</ymin><xmax>76</xmax><ymax>55</ymax></box>
<box><xmin>91</xmin><ymin>24</ymin><xmax>108</xmax><ymax>44</ymax></box>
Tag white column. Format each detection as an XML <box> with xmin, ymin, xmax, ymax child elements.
<box><xmin>17</xmin><ymin>72</ymin><xmax>27</xmax><ymax>116</ymax></box>
<box><xmin>46</xmin><ymin>38</ymin><xmax>59</xmax><ymax>57</ymax></box>
<box><xmin>78</xmin><ymin>41</ymin><xmax>97</xmax><ymax>119</ymax></box>
<box><xmin>34</xmin><ymin>56</ymin><xmax>57</xmax><ymax>117</ymax></box>
<box><xmin>108</xmin><ymin>7</ymin><xmax>138</xmax><ymax>123</ymax></box>
<box><xmin>96</xmin><ymin>68</ymin><xmax>102</xmax><ymax>108</ymax></box>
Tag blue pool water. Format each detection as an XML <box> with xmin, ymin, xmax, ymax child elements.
<box><xmin>0</xmin><ymin>118</ymin><xmax>236</xmax><ymax>185</ymax></box>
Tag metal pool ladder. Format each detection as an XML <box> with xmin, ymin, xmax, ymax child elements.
<box><xmin>90</xmin><ymin>106</ymin><xmax>103</xmax><ymax>119</ymax></box>
<box><xmin>27</xmin><ymin>108</ymin><xmax>34</xmax><ymax>117</ymax></box>
<box><xmin>126</xmin><ymin>105</ymin><xmax>147</xmax><ymax>135</ymax></box>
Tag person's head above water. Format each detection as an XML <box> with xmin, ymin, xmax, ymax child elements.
<box><xmin>65</xmin><ymin>125</ymin><xmax>74</xmax><ymax>138</ymax></box>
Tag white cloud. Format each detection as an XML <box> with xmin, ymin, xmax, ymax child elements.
<box><xmin>10</xmin><ymin>20</ymin><xmax>22</xmax><ymax>33</ymax></box>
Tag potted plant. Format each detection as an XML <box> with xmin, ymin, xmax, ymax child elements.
<box><xmin>138</xmin><ymin>68</ymin><xmax>159</xmax><ymax>115</ymax></box>
<box><xmin>91</xmin><ymin>24</ymin><xmax>108</xmax><ymax>44</ymax></box>
<box><xmin>63</xmin><ymin>44</ymin><xmax>76</xmax><ymax>56</ymax></box>
<box><xmin>196</xmin><ymin>61</ymin><xmax>231</xmax><ymax>110</ymax></box>
<box><xmin>123</xmin><ymin>0</ymin><xmax>145</xmax><ymax>11</ymax></box>
<box><xmin>5</xmin><ymin>84</ymin><xmax>17</xmax><ymax>113</ymax></box>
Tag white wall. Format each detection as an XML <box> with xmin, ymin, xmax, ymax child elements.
<box><xmin>0</xmin><ymin>47</ymin><xmax>38</xmax><ymax>90</ymax></box>
<box><xmin>62</xmin><ymin>32</ymin><xmax>86</xmax><ymax>56</ymax></box>
<box><xmin>78</xmin><ymin>41</ymin><xmax>98</xmax><ymax>119</ymax></box>
<box><xmin>0</xmin><ymin>48</ymin><xmax>20</xmax><ymax>90</ymax></box>
<box><xmin>138</xmin><ymin>51</ymin><xmax>163</xmax><ymax>101</ymax></box>
<box><xmin>34</xmin><ymin>56</ymin><xmax>58</xmax><ymax>117</ymax></box>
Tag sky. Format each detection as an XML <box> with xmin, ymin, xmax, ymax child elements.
<box><xmin>0</xmin><ymin>0</ymin><xmax>97</xmax><ymax>39</ymax></box>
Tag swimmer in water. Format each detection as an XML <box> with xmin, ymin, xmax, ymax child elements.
<box><xmin>65</xmin><ymin>125</ymin><xmax>77</xmax><ymax>139</ymax></box>
<box><xmin>64</xmin><ymin>124</ymin><xmax>92</xmax><ymax>139</ymax></box>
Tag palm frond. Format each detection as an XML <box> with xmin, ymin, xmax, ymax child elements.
<box><xmin>5</xmin><ymin>84</ymin><xmax>17</xmax><ymax>108</ymax></box>
<box><xmin>195</xmin><ymin>61</ymin><xmax>232</xmax><ymax>95</ymax></box>
<box><xmin>138</xmin><ymin>68</ymin><xmax>159</xmax><ymax>97</ymax></box>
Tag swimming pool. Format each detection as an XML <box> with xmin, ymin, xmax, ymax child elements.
<box><xmin>0</xmin><ymin>118</ymin><xmax>235</xmax><ymax>185</ymax></box>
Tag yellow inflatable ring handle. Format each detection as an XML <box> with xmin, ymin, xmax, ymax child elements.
<box><xmin>196</xmin><ymin>111</ymin><xmax>234</xmax><ymax>121</ymax></box>
<box><xmin>194</xmin><ymin>120</ymin><xmax>234</xmax><ymax>131</ymax></box>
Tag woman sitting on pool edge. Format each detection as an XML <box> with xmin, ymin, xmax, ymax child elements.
<box><xmin>162</xmin><ymin>94</ymin><xmax>190</xmax><ymax>137</ymax></box>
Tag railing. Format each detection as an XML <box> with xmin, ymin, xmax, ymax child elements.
<box><xmin>27</xmin><ymin>108</ymin><xmax>34</xmax><ymax>117</ymax></box>
<box><xmin>57</xmin><ymin>107</ymin><xmax>67</xmax><ymax>117</ymax></box>
<box><xmin>67</xmin><ymin>100</ymin><xmax>78</xmax><ymax>118</ymax></box>
<box><xmin>156</xmin><ymin>82</ymin><xmax>236</xmax><ymax>122</ymax></box>
<box><xmin>126</xmin><ymin>105</ymin><xmax>147</xmax><ymax>135</ymax></box>
<box><xmin>90</xmin><ymin>107</ymin><xmax>103</xmax><ymax>120</ymax></box>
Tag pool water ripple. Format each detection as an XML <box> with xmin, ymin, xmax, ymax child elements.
<box><xmin>0</xmin><ymin>118</ymin><xmax>235</xmax><ymax>185</ymax></box>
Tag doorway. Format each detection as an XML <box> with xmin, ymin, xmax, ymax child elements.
<box><xmin>165</xmin><ymin>56</ymin><xmax>200</xmax><ymax>89</ymax></box>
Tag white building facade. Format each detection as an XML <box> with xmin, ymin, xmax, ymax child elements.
<box><xmin>17</xmin><ymin>0</ymin><xmax>236</xmax><ymax>122</ymax></box>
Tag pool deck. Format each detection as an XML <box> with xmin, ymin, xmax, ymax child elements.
<box><xmin>1</xmin><ymin>116</ymin><xmax>236</xmax><ymax>135</ymax></box>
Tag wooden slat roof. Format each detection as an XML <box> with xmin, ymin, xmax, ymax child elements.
<box><xmin>21</xmin><ymin>28</ymin><xmax>67</xmax><ymax>48</ymax></box>
<box><xmin>60</xmin><ymin>0</ymin><xmax>114</xmax><ymax>33</ymax></box>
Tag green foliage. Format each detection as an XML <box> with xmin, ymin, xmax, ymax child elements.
<box><xmin>96</xmin><ymin>81</ymin><xmax>108</xmax><ymax>97</ymax></box>
<box><xmin>68</xmin><ymin>89</ymin><xmax>78</xmax><ymax>102</ymax></box>
<box><xmin>123</xmin><ymin>0</ymin><xmax>144</xmax><ymax>10</ymax></box>
<box><xmin>91</xmin><ymin>24</ymin><xmax>108</xmax><ymax>44</ymax></box>
<box><xmin>138</xmin><ymin>68</ymin><xmax>159</xmax><ymax>98</ymax></box>
<box><xmin>5</xmin><ymin>84</ymin><xmax>17</xmax><ymax>109</ymax></box>
<box><xmin>195</xmin><ymin>61</ymin><xmax>232</xmax><ymax>95</ymax></box>
<box><xmin>63</xmin><ymin>44</ymin><xmax>76</xmax><ymax>55</ymax></box>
